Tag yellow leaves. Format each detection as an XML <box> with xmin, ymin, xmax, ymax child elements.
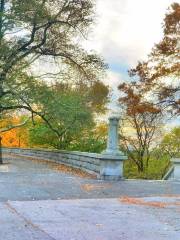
<box><xmin>119</xmin><ymin>197</ymin><xmax>167</xmax><ymax>208</ymax></box>
<box><xmin>0</xmin><ymin>117</ymin><xmax>29</xmax><ymax>148</ymax></box>
<box><xmin>119</xmin><ymin>196</ymin><xmax>180</xmax><ymax>208</ymax></box>
<box><xmin>81</xmin><ymin>183</ymin><xmax>112</xmax><ymax>192</ymax></box>
<box><xmin>93</xmin><ymin>123</ymin><xmax>107</xmax><ymax>139</ymax></box>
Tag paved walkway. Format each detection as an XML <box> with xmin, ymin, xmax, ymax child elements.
<box><xmin>1</xmin><ymin>155</ymin><xmax>180</xmax><ymax>201</ymax></box>
<box><xmin>0</xmin><ymin>154</ymin><xmax>180</xmax><ymax>239</ymax></box>
<box><xmin>1</xmin><ymin>197</ymin><xmax>180</xmax><ymax>240</ymax></box>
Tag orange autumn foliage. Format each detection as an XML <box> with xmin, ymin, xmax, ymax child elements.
<box><xmin>1</xmin><ymin>117</ymin><xmax>29</xmax><ymax>148</ymax></box>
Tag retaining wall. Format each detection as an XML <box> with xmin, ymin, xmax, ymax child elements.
<box><xmin>2</xmin><ymin>147</ymin><xmax>101</xmax><ymax>175</ymax></box>
<box><xmin>3</xmin><ymin>147</ymin><xmax>126</xmax><ymax>180</ymax></box>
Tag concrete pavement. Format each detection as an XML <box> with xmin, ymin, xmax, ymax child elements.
<box><xmin>0</xmin><ymin>154</ymin><xmax>179</xmax><ymax>239</ymax></box>
<box><xmin>0</xmin><ymin>156</ymin><xmax>180</xmax><ymax>201</ymax></box>
<box><xmin>0</xmin><ymin>198</ymin><xmax>180</xmax><ymax>240</ymax></box>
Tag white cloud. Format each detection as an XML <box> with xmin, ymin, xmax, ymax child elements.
<box><xmin>85</xmin><ymin>0</ymin><xmax>176</xmax><ymax>67</ymax></box>
<box><xmin>104</xmin><ymin>70</ymin><xmax>123</xmax><ymax>87</ymax></box>
<box><xmin>104</xmin><ymin>70</ymin><xmax>125</xmax><ymax>115</ymax></box>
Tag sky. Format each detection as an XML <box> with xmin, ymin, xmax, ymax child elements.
<box><xmin>83</xmin><ymin>0</ymin><xmax>178</xmax><ymax>115</ymax></box>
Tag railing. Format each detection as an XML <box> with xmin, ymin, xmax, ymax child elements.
<box><xmin>163</xmin><ymin>166</ymin><xmax>174</xmax><ymax>180</ymax></box>
<box><xmin>2</xmin><ymin>147</ymin><xmax>127</xmax><ymax>180</ymax></box>
<box><xmin>163</xmin><ymin>158</ymin><xmax>180</xmax><ymax>180</ymax></box>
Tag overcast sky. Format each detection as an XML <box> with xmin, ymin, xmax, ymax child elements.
<box><xmin>83</xmin><ymin>0</ymin><xmax>178</xmax><ymax>117</ymax></box>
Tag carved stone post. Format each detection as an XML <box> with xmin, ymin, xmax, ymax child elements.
<box><xmin>103</xmin><ymin>116</ymin><xmax>123</xmax><ymax>156</ymax></box>
<box><xmin>99</xmin><ymin>116</ymin><xmax>127</xmax><ymax>180</ymax></box>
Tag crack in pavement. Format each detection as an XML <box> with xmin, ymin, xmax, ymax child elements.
<box><xmin>5</xmin><ymin>201</ymin><xmax>57</xmax><ymax>240</ymax></box>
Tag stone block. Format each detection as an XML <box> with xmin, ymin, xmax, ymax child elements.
<box><xmin>171</xmin><ymin>158</ymin><xmax>180</xmax><ymax>180</ymax></box>
<box><xmin>99</xmin><ymin>154</ymin><xmax>127</xmax><ymax>180</ymax></box>
<box><xmin>3</xmin><ymin>147</ymin><xmax>126</xmax><ymax>180</ymax></box>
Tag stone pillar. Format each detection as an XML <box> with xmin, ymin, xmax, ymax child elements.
<box><xmin>103</xmin><ymin>116</ymin><xmax>123</xmax><ymax>156</ymax></box>
<box><xmin>100</xmin><ymin>116</ymin><xmax>127</xmax><ymax>180</ymax></box>
<box><xmin>171</xmin><ymin>158</ymin><xmax>180</xmax><ymax>180</ymax></box>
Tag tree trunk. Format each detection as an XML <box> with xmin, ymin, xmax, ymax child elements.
<box><xmin>0</xmin><ymin>1</ymin><xmax>5</xmax><ymax>165</ymax></box>
<box><xmin>0</xmin><ymin>0</ymin><xmax>5</xmax><ymax>109</ymax></box>
<box><xmin>137</xmin><ymin>159</ymin><xmax>144</xmax><ymax>172</ymax></box>
<box><xmin>0</xmin><ymin>0</ymin><xmax>5</xmax><ymax>42</ymax></box>
<box><xmin>0</xmin><ymin>136</ymin><xmax>3</xmax><ymax>164</ymax></box>
<box><xmin>146</xmin><ymin>155</ymin><xmax>150</xmax><ymax>169</ymax></box>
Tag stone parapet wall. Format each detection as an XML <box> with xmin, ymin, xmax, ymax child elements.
<box><xmin>2</xmin><ymin>147</ymin><xmax>101</xmax><ymax>175</ymax></box>
<box><xmin>2</xmin><ymin>147</ymin><xmax>127</xmax><ymax>180</ymax></box>
<box><xmin>1</xmin><ymin>117</ymin><xmax>128</xmax><ymax>180</ymax></box>
<box><xmin>163</xmin><ymin>158</ymin><xmax>180</xmax><ymax>180</ymax></box>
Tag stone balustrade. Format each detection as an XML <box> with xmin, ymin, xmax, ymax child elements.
<box><xmin>2</xmin><ymin>147</ymin><xmax>127</xmax><ymax>180</ymax></box>
<box><xmin>2</xmin><ymin>116</ymin><xmax>127</xmax><ymax>180</ymax></box>
<box><xmin>171</xmin><ymin>158</ymin><xmax>180</xmax><ymax>180</ymax></box>
<box><xmin>163</xmin><ymin>158</ymin><xmax>180</xmax><ymax>180</ymax></box>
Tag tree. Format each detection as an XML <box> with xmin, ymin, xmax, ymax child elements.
<box><xmin>0</xmin><ymin>0</ymin><xmax>106</xmax><ymax>127</ymax></box>
<box><xmin>28</xmin><ymin>87</ymin><xmax>93</xmax><ymax>149</ymax></box>
<box><xmin>57</xmin><ymin>122</ymin><xmax>107</xmax><ymax>153</ymax></box>
<box><xmin>0</xmin><ymin>114</ymin><xmax>29</xmax><ymax>163</ymax></box>
<box><xmin>159</xmin><ymin>127</ymin><xmax>180</xmax><ymax>157</ymax></box>
<box><xmin>0</xmin><ymin>0</ymin><xmax>107</xmax><ymax>163</ymax></box>
<box><xmin>0</xmin><ymin>116</ymin><xmax>29</xmax><ymax>147</ymax></box>
<box><xmin>129</xmin><ymin>3</ymin><xmax>180</xmax><ymax>114</ymax></box>
<box><xmin>119</xmin><ymin>82</ymin><xmax>163</xmax><ymax>172</ymax></box>
<box><xmin>28</xmin><ymin>81</ymin><xmax>109</xmax><ymax>150</ymax></box>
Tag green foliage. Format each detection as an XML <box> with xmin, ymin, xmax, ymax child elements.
<box><xmin>28</xmin><ymin>85</ymin><xmax>94</xmax><ymax>149</ymax></box>
<box><xmin>124</xmin><ymin>154</ymin><xmax>170</xmax><ymax>180</ymax></box>
<box><xmin>160</xmin><ymin>127</ymin><xmax>180</xmax><ymax>157</ymax></box>
<box><xmin>29</xmin><ymin>122</ymin><xmax>106</xmax><ymax>152</ymax></box>
<box><xmin>67</xmin><ymin>129</ymin><xmax>106</xmax><ymax>153</ymax></box>
<box><xmin>29</xmin><ymin>110</ymin><xmax>107</xmax><ymax>153</ymax></box>
<box><xmin>124</xmin><ymin>126</ymin><xmax>180</xmax><ymax>179</ymax></box>
<box><xmin>0</xmin><ymin>0</ymin><xmax>109</xmax><ymax>157</ymax></box>
<box><xmin>29</xmin><ymin>123</ymin><xmax>55</xmax><ymax>148</ymax></box>
<box><xmin>0</xmin><ymin>0</ymin><xmax>107</xmax><ymax>129</ymax></box>
<box><xmin>87</xmin><ymin>81</ymin><xmax>109</xmax><ymax>113</ymax></box>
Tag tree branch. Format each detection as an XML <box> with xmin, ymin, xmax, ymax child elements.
<box><xmin>0</xmin><ymin>118</ymin><xmax>30</xmax><ymax>133</ymax></box>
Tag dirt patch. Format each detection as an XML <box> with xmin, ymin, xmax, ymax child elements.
<box><xmin>119</xmin><ymin>196</ymin><xmax>180</xmax><ymax>208</ymax></box>
<box><xmin>119</xmin><ymin>197</ymin><xmax>167</xmax><ymax>208</ymax></box>
<box><xmin>81</xmin><ymin>183</ymin><xmax>112</xmax><ymax>192</ymax></box>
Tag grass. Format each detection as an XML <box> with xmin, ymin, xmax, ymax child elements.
<box><xmin>124</xmin><ymin>156</ymin><xmax>171</xmax><ymax>180</ymax></box>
